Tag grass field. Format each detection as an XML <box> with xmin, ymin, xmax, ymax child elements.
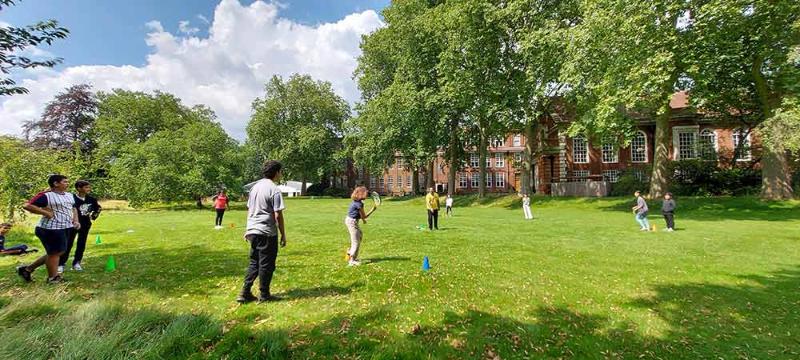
<box><xmin>1</xmin><ymin>195</ymin><xmax>799</xmax><ymax>359</ymax></box>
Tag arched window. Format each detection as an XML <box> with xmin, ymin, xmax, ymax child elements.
<box><xmin>699</xmin><ymin>129</ymin><xmax>717</xmax><ymax>159</ymax></box>
<box><xmin>572</xmin><ymin>135</ymin><xmax>589</xmax><ymax>164</ymax></box>
<box><xmin>601</xmin><ymin>141</ymin><xmax>618</xmax><ymax>163</ymax></box>
<box><xmin>630</xmin><ymin>131</ymin><xmax>647</xmax><ymax>163</ymax></box>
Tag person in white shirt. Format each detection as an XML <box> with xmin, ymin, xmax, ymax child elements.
<box><xmin>445</xmin><ymin>195</ymin><xmax>454</xmax><ymax>217</ymax></box>
<box><xmin>522</xmin><ymin>194</ymin><xmax>533</xmax><ymax>220</ymax></box>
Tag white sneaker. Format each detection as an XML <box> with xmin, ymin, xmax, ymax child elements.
<box><xmin>57</xmin><ymin>265</ymin><xmax>64</xmax><ymax>274</ymax></box>
<box><xmin>640</xmin><ymin>228</ymin><xmax>649</xmax><ymax>231</ymax></box>
<box><xmin>667</xmin><ymin>228</ymin><xmax>674</xmax><ymax>232</ymax></box>
<box><xmin>214</xmin><ymin>225</ymin><xmax>223</xmax><ymax>230</ymax></box>
<box><xmin>348</xmin><ymin>260</ymin><xmax>361</xmax><ymax>266</ymax></box>
<box><xmin>72</xmin><ymin>263</ymin><xmax>83</xmax><ymax>271</ymax></box>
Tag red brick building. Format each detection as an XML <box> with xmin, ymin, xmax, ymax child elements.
<box><xmin>344</xmin><ymin>92</ymin><xmax>758</xmax><ymax>196</ymax></box>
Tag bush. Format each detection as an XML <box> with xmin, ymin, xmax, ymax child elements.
<box><xmin>609</xmin><ymin>168</ymin><xmax>650</xmax><ymax>197</ymax></box>
<box><xmin>668</xmin><ymin>160</ymin><xmax>761</xmax><ymax>196</ymax></box>
<box><xmin>323</xmin><ymin>187</ymin><xmax>350</xmax><ymax>198</ymax></box>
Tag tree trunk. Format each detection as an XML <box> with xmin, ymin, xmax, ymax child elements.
<box><xmin>196</xmin><ymin>196</ymin><xmax>203</xmax><ymax>208</ymax></box>
<box><xmin>426</xmin><ymin>159</ymin><xmax>435</xmax><ymax>191</ymax></box>
<box><xmin>649</xmin><ymin>102</ymin><xmax>673</xmax><ymax>198</ymax></box>
<box><xmin>753</xmin><ymin>56</ymin><xmax>794</xmax><ymax>199</ymax></box>
<box><xmin>301</xmin><ymin>176</ymin><xmax>308</xmax><ymax>196</ymax></box>
<box><xmin>411</xmin><ymin>166</ymin><xmax>420</xmax><ymax>195</ymax></box>
<box><xmin>447</xmin><ymin>118</ymin><xmax>459</xmax><ymax>196</ymax></box>
<box><xmin>478</xmin><ymin>130</ymin><xmax>487</xmax><ymax>198</ymax></box>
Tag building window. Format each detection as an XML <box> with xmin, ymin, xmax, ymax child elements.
<box><xmin>495</xmin><ymin>173</ymin><xmax>505</xmax><ymax>188</ymax></box>
<box><xmin>470</xmin><ymin>153</ymin><xmax>479</xmax><ymax>168</ymax></box>
<box><xmin>514</xmin><ymin>152</ymin><xmax>523</xmax><ymax>164</ymax></box>
<box><xmin>459</xmin><ymin>174</ymin><xmax>468</xmax><ymax>188</ymax></box>
<box><xmin>378</xmin><ymin>177</ymin><xmax>384</xmax><ymax>190</ymax></box>
<box><xmin>513</xmin><ymin>134</ymin><xmax>522</xmax><ymax>147</ymax></box>
<box><xmin>370</xmin><ymin>177</ymin><xmax>376</xmax><ymax>189</ymax></box>
<box><xmin>491</xmin><ymin>138</ymin><xmax>505</xmax><ymax>148</ymax></box>
<box><xmin>396</xmin><ymin>157</ymin><xmax>404</xmax><ymax>168</ymax></box>
<box><xmin>486</xmin><ymin>173</ymin><xmax>493</xmax><ymax>188</ymax></box>
<box><xmin>601</xmin><ymin>142</ymin><xmax>618</xmax><ymax>163</ymax></box>
<box><xmin>397</xmin><ymin>175</ymin><xmax>403</xmax><ymax>188</ymax></box>
<box><xmin>733</xmin><ymin>128</ymin><xmax>752</xmax><ymax>161</ymax></box>
<box><xmin>603</xmin><ymin>170</ymin><xmax>620</xmax><ymax>183</ymax></box>
<box><xmin>632</xmin><ymin>169</ymin><xmax>648</xmax><ymax>182</ymax></box>
<box><xmin>486</xmin><ymin>155</ymin><xmax>492</xmax><ymax>168</ymax></box>
<box><xmin>407</xmin><ymin>176</ymin><xmax>412</xmax><ymax>189</ymax></box>
<box><xmin>699</xmin><ymin>129</ymin><xmax>717</xmax><ymax>159</ymax></box>
<box><xmin>387</xmin><ymin>176</ymin><xmax>393</xmax><ymax>190</ymax></box>
<box><xmin>631</xmin><ymin>131</ymin><xmax>647</xmax><ymax>163</ymax></box>
<box><xmin>673</xmin><ymin>126</ymin><xmax>698</xmax><ymax>160</ymax></box>
<box><xmin>494</xmin><ymin>153</ymin><xmax>505</xmax><ymax>168</ymax></box>
<box><xmin>573</xmin><ymin>135</ymin><xmax>589</xmax><ymax>164</ymax></box>
<box><xmin>471</xmin><ymin>173</ymin><xmax>479</xmax><ymax>188</ymax></box>
<box><xmin>573</xmin><ymin>170</ymin><xmax>589</xmax><ymax>182</ymax></box>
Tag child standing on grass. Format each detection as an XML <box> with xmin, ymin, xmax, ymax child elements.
<box><xmin>213</xmin><ymin>189</ymin><xmax>229</xmax><ymax>229</ymax></box>
<box><xmin>445</xmin><ymin>195</ymin><xmax>454</xmax><ymax>217</ymax></box>
<box><xmin>522</xmin><ymin>194</ymin><xmax>533</xmax><ymax>220</ymax></box>
<box><xmin>632</xmin><ymin>190</ymin><xmax>650</xmax><ymax>232</ymax></box>
<box><xmin>662</xmin><ymin>192</ymin><xmax>676</xmax><ymax>232</ymax></box>
<box><xmin>0</xmin><ymin>223</ymin><xmax>36</xmax><ymax>255</ymax></box>
<box><xmin>344</xmin><ymin>186</ymin><xmax>375</xmax><ymax>266</ymax></box>
<box><xmin>59</xmin><ymin>180</ymin><xmax>101</xmax><ymax>272</ymax></box>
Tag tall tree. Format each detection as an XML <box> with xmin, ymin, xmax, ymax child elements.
<box><xmin>23</xmin><ymin>84</ymin><xmax>98</xmax><ymax>152</ymax></box>
<box><xmin>689</xmin><ymin>0</ymin><xmax>800</xmax><ymax>200</ymax></box>
<box><xmin>564</xmin><ymin>0</ymin><xmax>693</xmax><ymax>198</ymax></box>
<box><xmin>0</xmin><ymin>0</ymin><xmax>69</xmax><ymax>96</ymax></box>
<box><xmin>247</xmin><ymin>74</ymin><xmax>349</xmax><ymax>195</ymax></box>
<box><xmin>436</xmin><ymin>0</ymin><xmax>522</xmax><ymax>198</ymax></box>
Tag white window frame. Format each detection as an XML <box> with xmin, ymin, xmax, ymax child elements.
<box><xmin>512</xmin><ymin>134</ymin><xmax>522</xmax><ymax>147</ymax></box>
<box><xmin>370</xmin><ymin>177</ymin><xmax>376</xmax><ymax>189</ymax></box>
<box><xmin>387</xmin><ymin>176</ymin><xmax>393</xmax><ymax>190</ymax></box>
<box><xmin>733</xmin><ymin>128</ymin><xmax>752</xmax><ymax>161</ymax></box>
<box><xmin>573</xmin><ymin>170</ymin><xmax>589</xmax><ymax>182</ymax></box>
<box><xmin>491</xmin><ymin>138</ymin><xmax>505</xmax><ymax>148</ymax></box>
<box><xmin>601</xmin><ymin>142</ymin><xmax>618</xmax><ymax>163</ymax></box>
<box><xmin>459</xmin><ymin>173</ymin><xmax>467</xmax><ymax>188</ymax></box>
<box><xmin>672</xmin><ymin>125</ymin><xmax>699</xmax><ymax>160</ymax></box>
<box><xmin>485</xmin><ymin>172</ymin><xmax>493</xmax><ymax>188</ymax></box>
<box><xmin>397</xmin><ymin>175</ymin><xmax>403</xmax><ymax>188</ymax></box>
<box><xmin>471</xmin><ymin>173</ymin><xmax>479</xmax><ymax>188</ymax></box>
<box><xmin>699</xmin><ymin>129</ymin><xmax>717</xmax><ymax>158</ymax></box>
<box><xmin>494</xmin><ymin>153</ymin><xmax>505</xmax><ymax>168</ymax></box>
<box><xmin>470</xmin><ymin>153</ymin><xmax>479</xmax><ymax>168</ymax></box>
<box><xmin>602</xmin><ymin>170</ymin><xmax>620</xmax><ymax>183</ymax></box>
<box><xmin>378</xmin><ymin>177</ymin><xmax>384</xmax><ymax>190</ymax></box>
<box><xmin>407</xmin><ymin>176</ymin><xmax>412</xmax><ymax>189</ymax></box>
<box><xmin>573</xmin><ymin>135</ymin><xmax>589</xmax><ymax>164</ymax></box>
<box><xmin>514</xmin><ymin>152</ymin><xmax>523</xmax><ymax>164</ymax></box>
<box><xmin>495</xmin><ymin>172</ymin><xmax>505</xmax><ymax>188</ymax></box>
<box><xmin>486</xmin><ymin>154</ymin><xmax>492</xmax><ymax>168</ymax></box>
<box><xmin>630</xmin><ymin>131</ymin><xmax>648</xmax><ymax>163</ymax></box>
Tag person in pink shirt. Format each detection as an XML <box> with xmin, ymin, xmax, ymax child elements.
<box><xmin>212</xmin><ymin>189</ymin><xmax>229</xmax><ymax>229</ymax></box>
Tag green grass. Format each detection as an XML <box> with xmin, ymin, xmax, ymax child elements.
<box><xmin>1</xmin><ymin>195</ymin><xmax>799</xmax><ymax>359</ymax></box>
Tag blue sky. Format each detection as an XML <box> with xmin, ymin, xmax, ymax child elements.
<box><xmin>1</xmin><ymin>0</ymin><xmax>389</xmax><ymax>68</ymax></box>
<box><xmin>0</xmin><ymin>0</ymin><xmax>389</xmax><ymax>139</ymax></box>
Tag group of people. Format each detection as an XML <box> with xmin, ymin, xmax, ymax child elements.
<box><xmin>632</xmin><ymin>190</ymin><xmax>676</xmax><ymax>232</ymax></box>
<box><xmin>14</xmin><ymin>175</ymin><xmax>101</xmax><ymax>284</ymax></box>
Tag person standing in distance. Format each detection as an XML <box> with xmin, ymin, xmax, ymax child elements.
<box><xmin>18</xmin><ymin>174</ymin><xmax>80</xmax><ymax>283</ymax></box>
<box><xmin>212</xmin><ymin>189</ymin><xmax>229</xmax><ymax>229</ymax></box>
<box><xmin>237</xmin><ymin>160</ymin><xmax>286</xmax><ymax>303</ymax></box>
<box><xmin>445</xmin><ymin>195</ymin><xmax>454</xmax><ymax>217</ymax></box>
<box><xmin>425</xmin><ymin>187</ymin><xmax>440</xmax><ymax>230</ymax></box>
<box><xmin>522</xmin><ymin>194</ymin><xmax>533</xmax><ymax>220</ymax></box>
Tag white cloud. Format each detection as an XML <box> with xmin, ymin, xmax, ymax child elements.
<box><xmin>178</xmin><ymin>20</ymin><xmax>200</xmax><ymax>35</ymax></box>
<box><xmin>0</xmin><ymin>0</ymin><xmax>384</xmax><ymax>140</ymax></box>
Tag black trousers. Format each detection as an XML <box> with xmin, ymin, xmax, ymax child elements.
<box><xmin>215</xmin><ymin>209</ymin><xmax>225</xmax><ymax>226</ymax></box>
<box><xmin>427</xmin><ymin>209</ymin><xmax>439</xmax><ymax>230</ymax></box>
<box><xmin>60</xmin><ymin>221</ymin><xmax>91</xmax><ymax>266</ymax></box>
<box><xmin>446</xmin><ymin>206</ymin><xmax>452</xmax><ymax>216</ymax></box>
<box><xmin>242</xmin><ymin>234</ymin><xmax>279</xmax><ymax>296</ymax></box>
<box><xmin>663</xmin><ymin>213</ymin><xmax>675</xmax><ymax>229</ymax></box>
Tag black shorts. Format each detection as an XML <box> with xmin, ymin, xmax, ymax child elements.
<box><xmin>35</xmin><ymin>227</ymin><xmax>68</xmax><ymax>254</ymax></box>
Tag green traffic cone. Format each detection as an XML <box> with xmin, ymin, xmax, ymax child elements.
<box><xmin>95</xmin><ymin>235</ymin><xmax>102</xmax><ymax>244</ymax></box>
<box><xmin>105</xmin><ymin>256</ymin><xmax>117</xmax><ymax>272</ymax></box>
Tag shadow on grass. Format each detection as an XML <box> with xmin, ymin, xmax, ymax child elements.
<box><xmin>597</xmin><ymin>196</ymin><xmax>800</xmax><ymax>221</ymax></box>
<box><xmin>277</xmin><ymin>283</ymin><xmax>363</xmax><ymax>300</ymax></box>
<box><xmin>362</xmin><ymin>256</ymin><xmax>411</xmax><ymax>264</ymax></box>
<box><xmin>2</xmin><ymin>266</ymin><xmax>799</xmax><ymax>358</ymax></box>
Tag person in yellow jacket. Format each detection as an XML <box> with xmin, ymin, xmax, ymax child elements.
<box><xmin>425</xmin><ymin>187</ymin><xmax>440</xmax><ymax>230</ymax></box>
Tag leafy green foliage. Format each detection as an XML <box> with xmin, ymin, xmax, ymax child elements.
<box><xmin>0</xmin><ymin>0</ymin><xmax>69</xmax><ymax>95</ymax></box>
<box><xmin>668</xmin><ymin>160</ymin><xmax>761</xmax><ymax>196</ymax></box>
<box><xmin>247</xmin><ymin>74</ymin><xmax>349</xmax><ymax>190</ymax></box>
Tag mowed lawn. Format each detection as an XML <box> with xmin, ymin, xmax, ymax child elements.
<box><xmin>1</xmin><ymin>196</ymin><xmax>799</xmax><ymax>359</ymax></box>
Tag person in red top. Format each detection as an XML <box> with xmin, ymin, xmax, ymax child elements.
<box><xmin>212</xmin><ymin>189</ymin><xmax>229</xmax><ymax>229</ymax></box>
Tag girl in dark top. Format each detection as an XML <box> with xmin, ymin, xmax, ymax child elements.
<box><xmin>344</xmin><ymin>186</ymin><xmax>375</xmax><ymax>266</ymax></box>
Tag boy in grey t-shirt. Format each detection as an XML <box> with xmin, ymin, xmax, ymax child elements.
<box><xmin>237</xmin><ymin>160</ymin><xmax>287</xmax><ymax>304</ymax></box>
<box><xmin>632</xmin><ymin>190</ymin><xmax>651</xmax><ymax>231</ymax></box>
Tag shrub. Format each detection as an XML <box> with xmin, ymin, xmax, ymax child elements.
<box><xmin>609</xmin><ymin>167</ymin><xmax>650</xmax><ymax>197</ymax></box>
<box><xmin>668</xmin><ymin>160</ymin><xmax>761</xmax><ymax>196</ymax></box>
<box><xmin>323</xmin><ymin>187</ymin><xmax>350</xmax><ymax>198</ymax></box>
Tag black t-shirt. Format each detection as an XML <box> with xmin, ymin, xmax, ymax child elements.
<box><xmin>0</xmin><ymin>235</ymin><xmax>5</xmax><ymax>250</ymax></box>
<box><xmin>74</xmin><ymin>194</ymin><xmax>102</xmax><ymax>223</ymax></box>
